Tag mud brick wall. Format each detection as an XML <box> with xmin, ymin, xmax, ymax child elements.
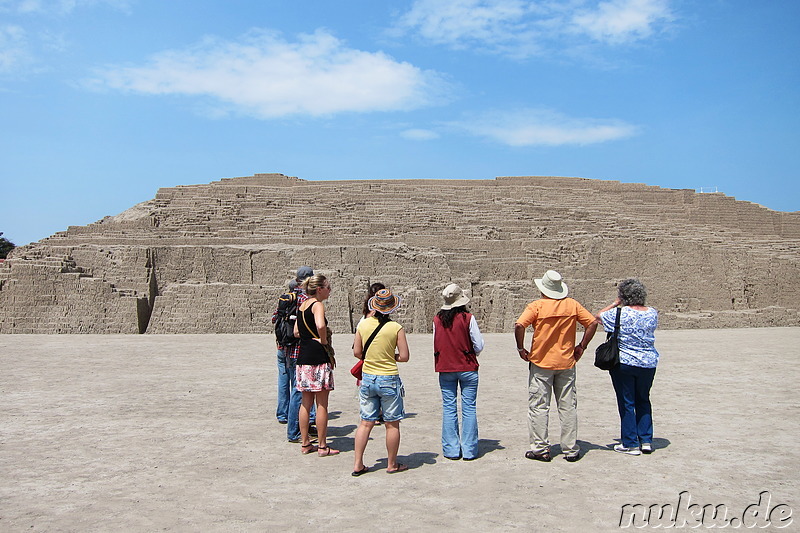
<box><xmin>0</xmin><ymin>258</ymin><xmax>144</xmax><ymax>333</ymax></box>
<box><xmin>146</xmin><ymin>282</ymin><xmax>272</xmax><ymax>334</ymax></box>
<box><xmin>1</xmin><ymin>173</ymin><xmax>798</xmax><ymax>334</ymax></box>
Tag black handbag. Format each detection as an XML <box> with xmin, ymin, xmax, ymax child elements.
<box><xmin>594</xmin><ymin>307</ymin><xmax>621</xmax><ymax>370</ymax></box>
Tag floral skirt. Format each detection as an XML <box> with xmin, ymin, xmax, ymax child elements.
<box><xmin>296</xmin><ymin>363</ymin><xmax>334</xmax><ymax>392</ymax></box>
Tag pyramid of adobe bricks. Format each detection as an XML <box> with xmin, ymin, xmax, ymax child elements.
<box><xmin>1</xmin><ymin>173</ymin><xmax>798</xmax><ymax>334</ymax></box>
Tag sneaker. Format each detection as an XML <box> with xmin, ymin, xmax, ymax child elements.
<box><xmin>613</xmin><ymin>444</ymin><xmax>641</xmax><ymax>456</ymax></box>
<box><xmin>640</xmin><ymin>443</ymin><xmax>653</xmax><ymax>454</ymax></box>
<box><xmin>564</xmin><ymin>452</ymin><xmax>581</xmax><ymax>462</ymax></box>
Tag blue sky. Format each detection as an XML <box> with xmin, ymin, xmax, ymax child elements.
<box><xmin>2</xmin><ymin>0</ymin><xmax>798</xmax><ymax>246</ymax></box>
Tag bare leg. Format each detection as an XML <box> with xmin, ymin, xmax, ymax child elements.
<box><xmin>314</xmin><ymin>390</ymin><xmax>330</xmax><ymax>447</ymax></box>
<box><xmin>315</xmin><ymin>390</ymin><xmax>339</xmax><ymax>455</ymax></box>
<box><xmin>385</xmin><ymin>420</ymin><xmax>401</xmax><ymax>471</ymax></box>
<box><xmin>299</xmin><ymin>391</ymin><xmax>315</xmax><ymax>446</ymax></box>
<box><xmin>353</xmin><ymin>419</ymin><xmax>376</xmax><ymax>472</ymax></box>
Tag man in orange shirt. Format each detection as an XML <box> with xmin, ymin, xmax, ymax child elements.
<box><xmin>514</xmin><ymin>270</ymin><xmax>597</xmax><ymax>462</ymax></box>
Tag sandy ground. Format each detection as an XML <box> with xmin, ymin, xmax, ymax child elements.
<box><xmin>1</xmin><ymin>329</ymin><xmax>798</xmax><ymax>532</ymax></box>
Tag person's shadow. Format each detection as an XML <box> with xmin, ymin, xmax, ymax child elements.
<box><xmin>447</xmin><ymin>439</ymin><xmax>505</xmax><ymax>461</ymax></box>
<box><xmin>327</xmin><ymin>424</ymin><xmax>358</xmax><ymax>452</ymax></box>
<box><xmin>601</xmin><ymin>437</ymin><xmax>671</xmax><ymax>452</ymax></box>
<box><xmin>600</xmin><ymin>437</ymin><xmax>672</xmax><ymax>453</ymax></box>
<box><xmin>650</xmin><ymin>437</ymin><xmax>671</xmax><ymax>451</ymax></box>
<box><xmin>388</xmin><ymin>439</ymin><xmax>505</xmax><ymax>469</ymax></box>
<box><xmin>551</xmin><ymin>438</ymin><xmax>672</xmax><ymax>458</ymax></box>
<box><xmin>371</xmin><ymin>452</ymin><xmax>438</xmax><ymax>472</ymax></box>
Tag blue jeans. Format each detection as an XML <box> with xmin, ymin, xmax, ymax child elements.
<box><xmin>276</xmin><ymin>348</ymin><xmax>289</xmax><ymax>422</ymax></box>
<box><xmin>439</xmin><ymin>371</ymin><xmax>479</xmax><ymax>460</ymax></box>
<box><xmin>286</xmin><ymin>356</ymin><xmax>315</xmax><ymax>441</ymax></box>
<box><xmin>359</xmin><ymin>374</ymin><xmax>405</xmax><ymax>422</ymax></box>
<box><xmin>609</xmin><ymin>363</ymin><xmax>656</xmax><ymax>448</ymax></box>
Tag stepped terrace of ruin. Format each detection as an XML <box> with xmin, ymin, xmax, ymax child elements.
<box><xmin>1</xmin><ymin>173</ymin><xmax>798</xmax><ymax>334</ymax></box>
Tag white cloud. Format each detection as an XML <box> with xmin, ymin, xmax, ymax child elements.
<box><xmin>571</xmin><ymin>0</ymin><xmax>673</xmax><ymax>44</ymax></box>
<box><xmin>0</xmin><ymin>0</ymin><xmax>130</xmax><ymax>75</ymax></box>
<box><xmin>398</xmin><ymin>0</ymin><xmax>529</xmax><ymax>47</ymax></box>
<box><xmin>0</xmin><ymin>25</ymin><xmax>30</xmax><ymax>72</ymax></box>
<box><xmin>400</xmin><ymin>128</ymin><xmax>440</xmax><ymax>140</ymax></box>
<box><xmin>395</xmin><ymin>0</ymin><xmax>676</xmax><ymax>57</ymax></box>
<box><xmin>452</xmin><ymin>108</ymin><xmax>639</xmax><ymax>146</ymax></box>
<box><xmin>89</xmin><ymin>30</ymin><xmax>451</xmax><ymax>119</ymax></box>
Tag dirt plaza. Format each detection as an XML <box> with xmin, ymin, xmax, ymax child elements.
<box><xmin>1</xmin><ymin>329</ymin><xmax>797</xmax><ymax>531</ymax></box>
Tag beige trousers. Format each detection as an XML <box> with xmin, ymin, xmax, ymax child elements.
<box><xmin>528</xmin><ymin>363</ymin><xmax>579</xmax><ymax>456</ymax></box>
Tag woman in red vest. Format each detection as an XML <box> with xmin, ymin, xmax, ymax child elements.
<box><xmin>433</xmin><ymin>284</ymin><xmax>485</xmax><ymax>460</ymax></box>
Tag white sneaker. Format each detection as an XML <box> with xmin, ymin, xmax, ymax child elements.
<box><xmin>613</xmin><ymin>444</ymin><xmax>641</xmax><ymax>456</ymax></box>
<box><xmin>640</xmin><ymin>443</ymin><xmax>653</xmax><ymax>454</ymax></box>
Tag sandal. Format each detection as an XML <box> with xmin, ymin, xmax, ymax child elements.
<box><xmin>318</xmin><ymin>446</ymin><xmax>340</xmax><ymax>457</ymax></box>
<box><xmin>351</xmin><ymin>466</ymin><xmax>370</xmax><ymax>477</ymax></box>
<box><xmin>301</xmin><ymin>443</ymin><xmax>318</xmax><ymax>455</ymax></box>
<box><xmin>387</xmin><ymin>463</ymin><xmax>408</xmax><ymax>474</ymax></box>
<box><xmin>525</xmin><ymin>450</ymin><xmax>552</xmax><ymax>462</ymax></box>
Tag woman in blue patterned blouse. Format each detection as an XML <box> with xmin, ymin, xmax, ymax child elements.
<box><xmin>596</xmin><ymin>279</ymin><xmax>660</xmax><ymax>456</ymax></box>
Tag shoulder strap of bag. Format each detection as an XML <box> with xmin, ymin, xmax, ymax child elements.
<box><xmin>361</xmin><ymin>320</ymin><xmax>388</xmax><ymax>361</ymax></box>
<box><xmin>604</xmin><ymin>306</ymin><xmax>622</xmax><ymax>341</ymax></box>
<box><xmin>300</xmin><ymin>301</ymin><xmax>318</xmax><ymax>338</ymax></box>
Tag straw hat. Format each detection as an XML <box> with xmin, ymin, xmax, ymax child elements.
<box><xmin>440</xmin><ymin>283</ymin><xmax>470</xmax><ymax>310</ymax></box>
<box><xmin>534</xmin><ymin>270</ymin><xmax>569</xmax><ymax>300</ymax></box>
<box><xmin>368</xmin><ymin>288</ymin><xmax>402</xmax><ymax>314</ymax></box>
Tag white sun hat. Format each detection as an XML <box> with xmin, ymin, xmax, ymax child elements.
<box><xmin>534</xmin><ymin>270</ymin><xmax>569</xmax><ymax>300</ymax></box>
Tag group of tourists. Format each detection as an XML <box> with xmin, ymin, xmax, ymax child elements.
<box><xmin>272</xmin><ymin>266</ymin><xmax>661</xmax><ymax>476</ymax></box>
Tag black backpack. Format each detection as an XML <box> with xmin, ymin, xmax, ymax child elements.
<box><xmin>274</xmin><ymin>292</ymin><xmax>299</xmax><ymax>347</ymax></box>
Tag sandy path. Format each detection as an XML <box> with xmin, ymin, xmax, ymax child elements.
<box><xmin>1</xmin><ymin>329</ymin><xmax>797</xmax><ymax>531</ymax></box>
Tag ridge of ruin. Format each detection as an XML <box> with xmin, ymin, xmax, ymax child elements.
<box><xmin>1</xmin><ymin>173</ymin><xmax>798</xmax><ymax>333</ymax></box>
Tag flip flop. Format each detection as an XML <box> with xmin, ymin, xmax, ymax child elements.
<box><xmin>351</xmin><ymin>466</ymin><xmax>370</xmax><ymax>477</ymax></box>
<box><xmin>387</xmin><ymin>463</ymin><xmax>408</xmax><ymax>474</ymax></box>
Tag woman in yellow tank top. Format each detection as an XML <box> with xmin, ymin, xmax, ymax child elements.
<box><xmin>351</xmin><ymin>288</ymin><xmax>410</xmax><ymax>475</ymax></box>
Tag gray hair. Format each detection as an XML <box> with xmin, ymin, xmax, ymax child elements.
<box><xmin>618</xmin><ymin>278</ymin><xmax>647</xmax><ymax>306</ymax></box>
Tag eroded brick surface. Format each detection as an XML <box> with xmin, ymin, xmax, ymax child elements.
<box><xmin>2</xmin><ymin>173</ymin><xmax>798</xmax><ymax>333</ymax></box>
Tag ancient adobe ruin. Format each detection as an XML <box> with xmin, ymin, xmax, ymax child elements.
<box><xmin>1</xmin><ymin>173</ymin><xmax>798</xmax><ymax>334</ymax></box>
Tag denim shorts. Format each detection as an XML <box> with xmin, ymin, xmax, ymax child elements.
<box><xmin>359</xmin><ymin>373</ymin><xmax>405</xmax><ymax>422</ymax></box>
